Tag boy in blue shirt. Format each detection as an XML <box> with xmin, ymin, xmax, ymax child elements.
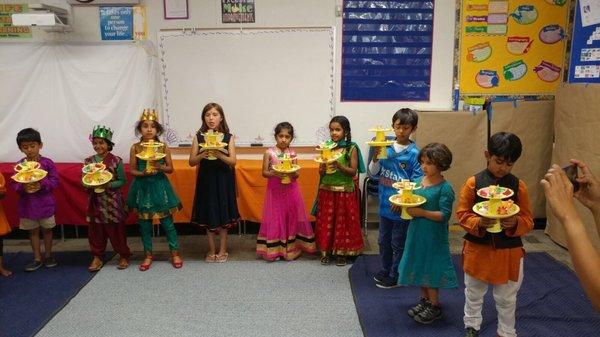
<box><xmin>369</xmin><ymin>108</ymin><xmax>423</xmax><ymax>288</ymax></box>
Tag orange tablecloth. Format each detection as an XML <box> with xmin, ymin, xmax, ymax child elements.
<box><xmin>168</xmin><ymin>159</ymin><xmax>319</xmax><ymax>223</ymax></box>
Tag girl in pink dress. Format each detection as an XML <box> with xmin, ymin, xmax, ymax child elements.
<box><xmin>256</xmin><ymin>122</ymin><xmax>317</xmax><ymax>261</ymax></box>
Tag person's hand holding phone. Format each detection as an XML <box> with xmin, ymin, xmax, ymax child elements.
<box><xmin>569</xmin><ymin>159</ymin><xmax>600</xmax><ymax>214</ymax></box>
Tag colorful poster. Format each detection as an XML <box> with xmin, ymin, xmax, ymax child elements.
<box><xmin>568</xmin><ymin>0</ymin><xmax>600</xmax><ymax>83</ymax></box>
<box><xmin>459</xmin><ymin>0</ymin><xmax>570</xmax><ymax>94</ymax></box>
<box><xmin>221</xmin><ymin>0</ymin><xmax>254</xmax><ymax>23</ymax></box>
<box><xmin>0</xmin><ymin>4</ymin><xmax>32</xmax><ymax>38</ymax></box>
<box><xmin>133</xmin><ymin>5</ymin><xmax>146</xmax><ymax>40</ymax></box>
<box><xmin>99</xmin><ymin>6</ymin><xmax>132</xmax><ymax>41</ymax></box>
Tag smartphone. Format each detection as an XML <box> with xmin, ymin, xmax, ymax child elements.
<box><xmin>563</xmin><ymin>164</ymin><xmax>580</xmax><ymax>192</ymax></box>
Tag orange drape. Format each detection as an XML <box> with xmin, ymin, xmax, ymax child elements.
<box><xmin>167</xmin><ymin>159</ymin><xmax>319</xmax><ymax>223</ymax></box>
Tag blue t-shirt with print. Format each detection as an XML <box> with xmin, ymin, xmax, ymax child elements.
<box><xmin>373</xmin><ymin>141</ymin><xmax>423</xmax><ymax>220</ymax></box>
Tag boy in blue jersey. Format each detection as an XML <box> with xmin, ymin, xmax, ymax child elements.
<box><xmin>369</xmin><ymin>108</ymin><xmax>423</xmax><ymax>288</ymax></box>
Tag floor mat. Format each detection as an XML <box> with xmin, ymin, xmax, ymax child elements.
<box><xmin>0</xmin><ymin>251</ymin><xmax>109</xmax><ymax>337</ymax></box>
<box><xmin>349</xmin><ymin>253</ymin><xmax>600</xmax><ymax>337</ymax></box>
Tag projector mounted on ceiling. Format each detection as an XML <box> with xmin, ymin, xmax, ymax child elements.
<box><xmin>11</xmin><ymin>2</ymin><xmax>71</xmax><ymax>32</ymax></box>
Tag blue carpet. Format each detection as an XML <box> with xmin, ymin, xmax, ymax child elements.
<box><xmin>349</xmin><ymin>253</ymin><xmax>600</xmax><ymax>337</ymax></box>
<box><xmin>0</xmin><ymin>251</ymin><xmax>108</xmax><ymax>337</ymax></box>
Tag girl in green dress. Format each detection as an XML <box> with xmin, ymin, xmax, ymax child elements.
<box><xmin>126</xmin><ymin>109</ymin><xmax>183</xmax><ymax>271</ymax></box>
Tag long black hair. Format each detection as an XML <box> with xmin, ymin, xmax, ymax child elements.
<box><xmin>329</xmin><ymin>115</ymin><xmax>353</xmax><ymax>159</ymax></box>
<box><xmin>329</xmin><ymin>115</ymin><xmax>352</xmax><ymax>143</ymax></box>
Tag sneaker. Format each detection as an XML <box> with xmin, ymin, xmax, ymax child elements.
<box><xmin>373</xmin><ymin>270</ymin><xmax>388</xmax><ymax>283</ymax></box>
<box><xmin>43</xmin><ymin>256</ymin><xmax>58</xmax><ymax>268</ymax></box>
<box><xmin>407</xmin><ymin>298</ymin><xmax>430</xmax><ymax>317</ymax></box>
<box><xmin>413</xmin><ymin>302</ymin><xmax>442</xmax><ymax>324</ymax></box>
<box><xmin>464</xmin><ymin>327</ymin><xmax>479</xmax><ymax>337</ymax></box>
<box><xmin>25</xmin><ymin>260</ymin><xmax>43</xmax><ymax>272</ymax></box>
<box><xmin>375</xmin><ymin>276</ymin><xmax>399</xmax><ymax>289</ymax></box>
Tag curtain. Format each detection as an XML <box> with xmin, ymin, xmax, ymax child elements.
<box><xmin>0</xmin><ymin>42</ymin><xmax>157</xmax><ymax>163</ymax></box>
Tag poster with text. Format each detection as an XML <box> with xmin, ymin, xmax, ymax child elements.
<box><xmin>0</xmin><ymin>4</ymin><xmax>31</xmax><ymax>38</ymax></box>
<box><xmin>459</xmin><ymin>0</ymin><xmax>570</xmax><ymax>94</ymax></box>
<box><xmin>221</xmin><ymin>0</ymin><xmax>254</xmax><ymax>23</ymax></box>
<box><xmin>100</xmin><ymin>6</ymin><xmax>132</xmax><ymax>41</ymax></box>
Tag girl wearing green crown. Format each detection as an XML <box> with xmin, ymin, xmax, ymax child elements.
<box><xmin>83</xmin><ymin>125</ymin><xmax>131</xmax><ymax>271</ymax></box>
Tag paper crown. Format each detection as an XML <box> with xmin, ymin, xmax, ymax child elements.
<box><xmin>91</xmin><ymin>125</ymin><xmax>114</xmax><ymax>143</ymax></box>
<box><xmin>140</xmin><ymin>108</ymin><xmax>159</xmax><ymax>122</ymax></box>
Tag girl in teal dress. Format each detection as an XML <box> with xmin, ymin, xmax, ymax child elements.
<box><xmin>126</xmin><ymin>109</ymin><xmax>183</xmax><ymax>271</ymax></box>
<box><xmin>396</xmin><ymin>142</ymin><xmax>457</xmax><ymax>324</ymax></box>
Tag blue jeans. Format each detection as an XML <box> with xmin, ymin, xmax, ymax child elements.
<box><xmin>378</xmin><ymin>216</ymin><xmax>409</xmax><ymax>279</ymax></box>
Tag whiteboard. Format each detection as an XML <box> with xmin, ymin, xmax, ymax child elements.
<box><xmin>157</xmin><ymin>27</ymin><xmax>335</xmax><ymax>147</ymax></box>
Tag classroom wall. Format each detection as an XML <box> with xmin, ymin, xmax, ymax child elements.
<box><xmin>546</xmin><ymin>84</ymin><xmax>600</xmax><ymax>254</ymax></box>
<box><xmin>2</xmin><ymin>0</ymin><xmax>456</xmax><ymax>154</ymax></box>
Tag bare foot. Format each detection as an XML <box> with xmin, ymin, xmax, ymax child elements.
<box><xmin>0</xmin><ymin>268</ymin><xmax>13</xmax><ymax>277</ymax></box>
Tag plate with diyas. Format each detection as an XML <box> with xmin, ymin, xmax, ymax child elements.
<box><xmin>82</xmin><ymin>171</ymin><xmax>113</xmax><ymax>187</ymax></box>
<box><xmin>472</xmin><ymin>200</ymin><xmax>520</xmax><ymax>219</ymax></box>
<box><xmin>477</xmin><ymin>185</ymin><xmax>514</xmax><ymax>199</ymax></box>
<box><xmin>198</xmin><ymin>142</ymin><xmax>228</xmax><ymax>150</ymax></box>
<box><xmin>135</xmin><ymin>152</ymin><xmax>167</xmax><ymax>161</ymax></box>
<box><xmin>389</xmin><ymin>194</ymin><xmax>427</xmax><ymax>208</ymax></box>
<box><xmin>11</xmin><ymin>170</ymin><xmax>47</xmax><ymax>184</ymax></box>
<box><xmin>392</xmin><ymin>180</ymin><xmax>422</xmax><ymax>191</ymax></box>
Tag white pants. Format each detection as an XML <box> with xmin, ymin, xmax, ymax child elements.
<box><xmin>464</xmin><ymin>258</ymin><xmax>524</xmax><ymax>337</ymax></box>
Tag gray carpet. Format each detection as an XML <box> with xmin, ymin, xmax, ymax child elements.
<box><xmin>35</xmin><ymin>260</ymin><xmax>363</xmax><ymax>337</ymax></box>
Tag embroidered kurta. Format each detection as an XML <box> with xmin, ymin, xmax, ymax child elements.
<box><xmin>456</xmin><ymin>175</ymin><xmax>534</xmax><ymax>284</ymax></box>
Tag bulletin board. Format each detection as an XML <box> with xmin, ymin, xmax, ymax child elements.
<box><xmin>459</xmin><ymin>0</ymin><xmax>570</xmax><ymax>94</ymax></box>
<box><xmin>568</xmin><ymin>0</ymin><xmax>600</xmax><ymax>83</ymax></box>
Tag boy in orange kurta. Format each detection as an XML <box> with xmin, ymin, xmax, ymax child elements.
<box><xmin>0</xmin><ymin>173</ymin><xmax>13</xmax><ymax>277</ymax></box>
<box><xmin>456</xmin><ymin>132</ymin><xmax>533</xmax><ymax>337</ymax></box>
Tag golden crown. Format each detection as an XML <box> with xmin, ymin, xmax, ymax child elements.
<box><xmin>140</xmin><ymin>108</ymin><xmax>159</xmax><ymax>122</ymax></box>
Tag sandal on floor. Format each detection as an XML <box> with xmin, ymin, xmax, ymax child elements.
<box><xmin>335</xmin><ymin>256</ymin><xmax>347</xmax><ymax>266</ymax></box>
<box><xmin>320</xmin><ymin>255</ymin><xmax>331</xmax><ymax>265</ymax></box>
<box><xmin>117</xmin><ymin>257</ymin><xmax>129</xmax><ymax>270</ymax></box>
<box><xmin>205</xmin><ymin>254</ymin><xmax>218</xmax><ymax>263</ymax></box>
<box><xmin>171</xmin><ymin>252</ymin><xmax>183</xmax><ymax>269</ymax></box>
<box><xmin>216</xmin><ymin>253</ymin><xmax>229</xmax><ymax>263</ymax></box>
<box><xmin>138</xmin><ymin>255</ymin><xmax>153</xmax><ymax>272</ymax></box>
<box><xmin>88</xmin><ymin>257</ymin><xmax>103</xmax><ymax>272</ymax></box>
